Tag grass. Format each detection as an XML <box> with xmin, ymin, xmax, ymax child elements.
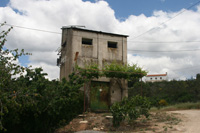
<box><xmin>151</xmin><ymin>102</ymin><xmax>200</xmax><ymax>111</ymax></box>
<box><xmin>152</xmin><ymin>112</ymin><xmax>180</xmax><ymax>123</ymax></box>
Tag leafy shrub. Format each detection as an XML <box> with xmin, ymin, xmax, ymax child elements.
<box><xmin>149</xmin><ymin>97</ymin><xmax>160</xmax><ymax>108</ymax></box>
<box><xmin>1</xmin><ymin>68</ymin><xmax>84</xmax><ymax>132</ymax></box>
<box><xmin>110</xmin><ymin>102</ymin><xmax>125</xmax><ymax>127</ymax></box>
<box><xmin>110</xmin><ymin>95</ymin><xmax>151</xmax><ymax>127</ymax></box>
<box><xmin>159</xmin><ymin>99</ymin><xmax>168</xmax><ymax>107</ymax></box>
<box><xmin>0</xmin><ymin>23</ymin><xmax>84</xmax><ymax>132</ymax></box>
<box><xmin>129</xmin><ymin>80</ymin><xmax>200</xmax><ymax>106</ymax></box>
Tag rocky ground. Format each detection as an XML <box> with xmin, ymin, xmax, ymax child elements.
<box><xmin>55</xmin><ymin>110</ymin><xmax>188</xmax><ymax>133</ymax></box>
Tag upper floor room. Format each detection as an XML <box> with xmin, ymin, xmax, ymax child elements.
<box><xmin>60</xmin><ymin>26</ymin><xmax>128</xmax><ymax>62</ymax></box>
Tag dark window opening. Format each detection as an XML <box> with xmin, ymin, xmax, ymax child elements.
<box><xmin>82</xmin><ymin>38</ymin><xmax>92</xmax><ymax>45</ymax></box>
<box><xmin>62</xmin><ymin>41</ymin><xmax>66</xmax><ymax>47</ymax></box>
<box><xmin>150</xmin><ymin>78</ymin><xmax>152</xmax><ymax>80</ymax></box>
<box><xmin>160</xmin><ymin>77</ymin><xmax>162</xmax><ymax>79</ymax></box>
<box><xmin>155</xmin><ymin>77</ymin><xmax>157</xmax><ymax>80</ymax></box>
<box><xmin>57</xmin><ymin>56</ymin><xmax>61</xmax><ymax>66</ymax></box>
<box><xmin>108</xmin><ymin>41</ymin><xmax>117</xmax><ymax>48</ymax></box>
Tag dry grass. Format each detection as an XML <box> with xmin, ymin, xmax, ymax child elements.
<box><xmin>151</xmin><ymin>102</ymin><xmax>200</xmax><ymax>112</ymax></box>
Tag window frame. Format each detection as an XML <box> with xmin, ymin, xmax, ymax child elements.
<box><xmin>107</xmin><ymin>41</ymin><xmax>117</xmax><ymax>48</ymax></box>
<box><xmin>82</xmin><ymin>38</ymin><xmax>93</xmax><ymax>45</ymax></box>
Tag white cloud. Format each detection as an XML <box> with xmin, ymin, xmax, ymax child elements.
<box><xmin>128</xmin><ymin>54</ymin><xmax>196</xmax><ymax>80</ymax></box>
<box><xmin>30</xmin><ymin>62</ymin><xmax>59</xmax><ymax>80</ymax></box>
<box><xmin>0</xmin><ymin>0</ymin><xmax>200</xmax><ymax>80</ymax></box>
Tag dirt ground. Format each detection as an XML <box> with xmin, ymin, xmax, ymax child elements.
<box><xmin>55</xmin><ymin>109</ymin><xmax>200</xmax><ymax>133</ymax></box>
<box><xmin>170</xmin><ymin>110</ymin><xmax>200</xmax><ymax>133</ymax></box>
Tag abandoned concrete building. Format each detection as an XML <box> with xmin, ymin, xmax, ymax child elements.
<box><xmin>57</xmin><ymin>26</ymin><xmax>128</xmax><ymax>111</ymax></box>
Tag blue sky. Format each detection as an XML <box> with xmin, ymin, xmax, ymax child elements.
<box><xmin>0</xmin><ymin>0</ymin><xmax>8</xmax><ymax>6</ymax></box>
<box><xmin>83</xmin><ymin>0</ymin><xmax>198</xmax><ymax>18</ymax></box>
<box><xmin>1</xmin><ymin>0</ymin><xmax>200</xmax><ymax>80</ymax></box>
<box><xmin>1</xmin><ymin>0</ymin><xmax>198</xmax><ymax>17</ymax></box>
<box><xmin>0</xmin><ymin>0</ymin><xmax>30</xmax><ymax>67</ymax></box>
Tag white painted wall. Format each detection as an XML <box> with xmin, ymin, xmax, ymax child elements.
<box><xmin>146</xmin><ymin>75</ymin><xmax>168</xmax><ymax>82</ymax></box>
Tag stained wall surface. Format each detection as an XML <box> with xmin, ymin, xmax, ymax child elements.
<box><xmin>59</xmin><ymin>27</ymin><xmax>128</xmax><ymax>106</ymax></box>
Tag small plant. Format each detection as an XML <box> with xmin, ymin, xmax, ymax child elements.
<box><xmin>110</xmin><ymin>95</ymin><xmax>151</xmax><ymax>127</ymax></box>
<box><xmin>110</xmin><ymin>102</ymin><xmax>125</xmax><ymax>127</ymax></box>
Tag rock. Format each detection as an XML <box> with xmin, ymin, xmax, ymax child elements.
<box><xmin>79</xmin><ymin>121</ymin><xmax>88</xmax><ymax>124</ymax></box>
<box><xmin>93</xmin><ymin>127</ymin><xmax>100</xmax><ymax>131</ymax></box>
<box><xmin>105</xmin><ymin>116</ymin><xmax>113</xmax><ymax>119</ymax></box>
<box><xmin>79</xmin><ymin>114</ymin><xmax>86</xmax><ymax>118</ymax></box>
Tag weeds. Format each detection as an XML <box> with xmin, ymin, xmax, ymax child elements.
<box><xmin>151</xmin><ymin>102</ymin><xmax>200</xmax><ymax>111</ymax></box>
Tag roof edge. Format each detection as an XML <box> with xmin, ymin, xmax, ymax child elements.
<box><xmin>61</xmin><ymin>26</ymin><xmax>129</xmax><ymax>37</ymax></box>
<box><xmin>146</xmin><ymin>74</ymin><xmax>167</xmax><ymax>77</ymax></box>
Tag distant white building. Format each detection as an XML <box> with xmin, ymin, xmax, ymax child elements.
<box><xmin>146</xmin><ymin>72</ymin><xmax>168</xmax><ymax>82</ymax></box>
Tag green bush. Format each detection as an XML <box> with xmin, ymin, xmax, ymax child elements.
<box><xmin>159</xmin><ymin>99</ymin><xmax>168</xmax><ymax>106</ymax></box>
<box><xmin>110</xmin><ymin>95</ymin><xmax>151</xmax><ymax>127</ymax></box>
<box><xmin>110</xmin><ymin>102</ymin><xmax>125</xmax><ymax>127</ymax></box>
<box><xmin>129</xmin><ymin>80</ymin><xmax>200</xmax><ymax>106</ymax></box>
<box><xmin>0</xmin><ymin>24</ymin><xmax>84</xmax><ymax>132</ymax></box>
<box><xmin>1</xmin><ymin>69</ymin><xmax>84</xmax><ymax>132</ymax></box>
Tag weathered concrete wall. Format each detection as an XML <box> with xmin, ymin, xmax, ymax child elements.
<box><xmin>110</xmin><ymin>79</ymin><xmax>128</xmax><ymax>104</ymax></box>
<box><xmin>60</xmin><ymin>29</ymin><xmax>74</xmax><ymax>80</ymax></box>
<box><xmin>110</xmin><ymin>79</ymin><xmax>122</xmax><ymax>104</ymax></box>
<box><xmin>59</xmin><ymin>27</ymin><xmax>128</xmax><ymax>108</ymax></box>
<box><xmin>67</xmin><ymin>29</ymin><xmax>127</xmax><ymax>70</ymax></box>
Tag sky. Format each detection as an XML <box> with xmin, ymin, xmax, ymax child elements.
<box><xmin>0</xmin><ymin>0</ymin><xmax>200</xmax><ymax>80</ymax></box>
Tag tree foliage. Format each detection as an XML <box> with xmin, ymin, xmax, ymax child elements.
<box><xmin>76</xmin><ymin>62</ymin><xmax>147</xmax><ymax>81</ymax></box>
<box><xmin>76</xmin><ymin>63</ymin><xmax>101</xmax><ymax>81</ymax></box>
<box><xmin>0</xmin><ymin>23</ymin><xmax>83</xmax><ymax>132</ymax></box>
<box><xmin>103</xmin><ymin>62</ymin><xmax>147</xmax><ymax>80</ymax></box>
<box><xmin>129</xmin><ymin>80</ymin><xmax>200</xmax><ymax>107</ymax></box>
<box><xmin>77</xmin><ymin>62</ymin><xmax>147</xmax><ymax>97</ymax></box>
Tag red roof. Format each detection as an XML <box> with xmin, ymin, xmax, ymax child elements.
<box><xmin>146</xmin><ymin>73</ymin><xmax>167</xmax><ymax>77</ymax></box>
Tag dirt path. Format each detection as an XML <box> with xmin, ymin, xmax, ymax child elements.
<box><xmin>56</xmin><ymin>110</ymin><xmax>200</xmax><ymax>133</ymax></box>
<box><xmin>171</xmin><ymin>110</ymin><xmax>200</xmax><ymax>133</ymax></box>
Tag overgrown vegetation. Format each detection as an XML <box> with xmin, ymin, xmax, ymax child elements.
<box><xmin>152</xmin><ymin>102</ymin><xmax>200</xmax><ymax>111</ymax></box>
<box><xmin>77</xmin><ymin>62</ymin><xmax>147</xmax><ymax>81</ymax></box>
<box><xmin>129</xmin><ymin>79</ymin><xmax>200</xmax><ymax>108</ymax></box>
<box><xmin>0</xmin><ymin>23</ymin><xmax>84</xmax><ymax>132</ymax></box>
<box><xmin>110</xmin><ymin>95</ymin><xmax>151</xmax><ymax>127</ymax></box>
<box><xmin>1</xmin><ymin>22</ymin><xmax>149</xmax><ymax>132</ymax></box>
